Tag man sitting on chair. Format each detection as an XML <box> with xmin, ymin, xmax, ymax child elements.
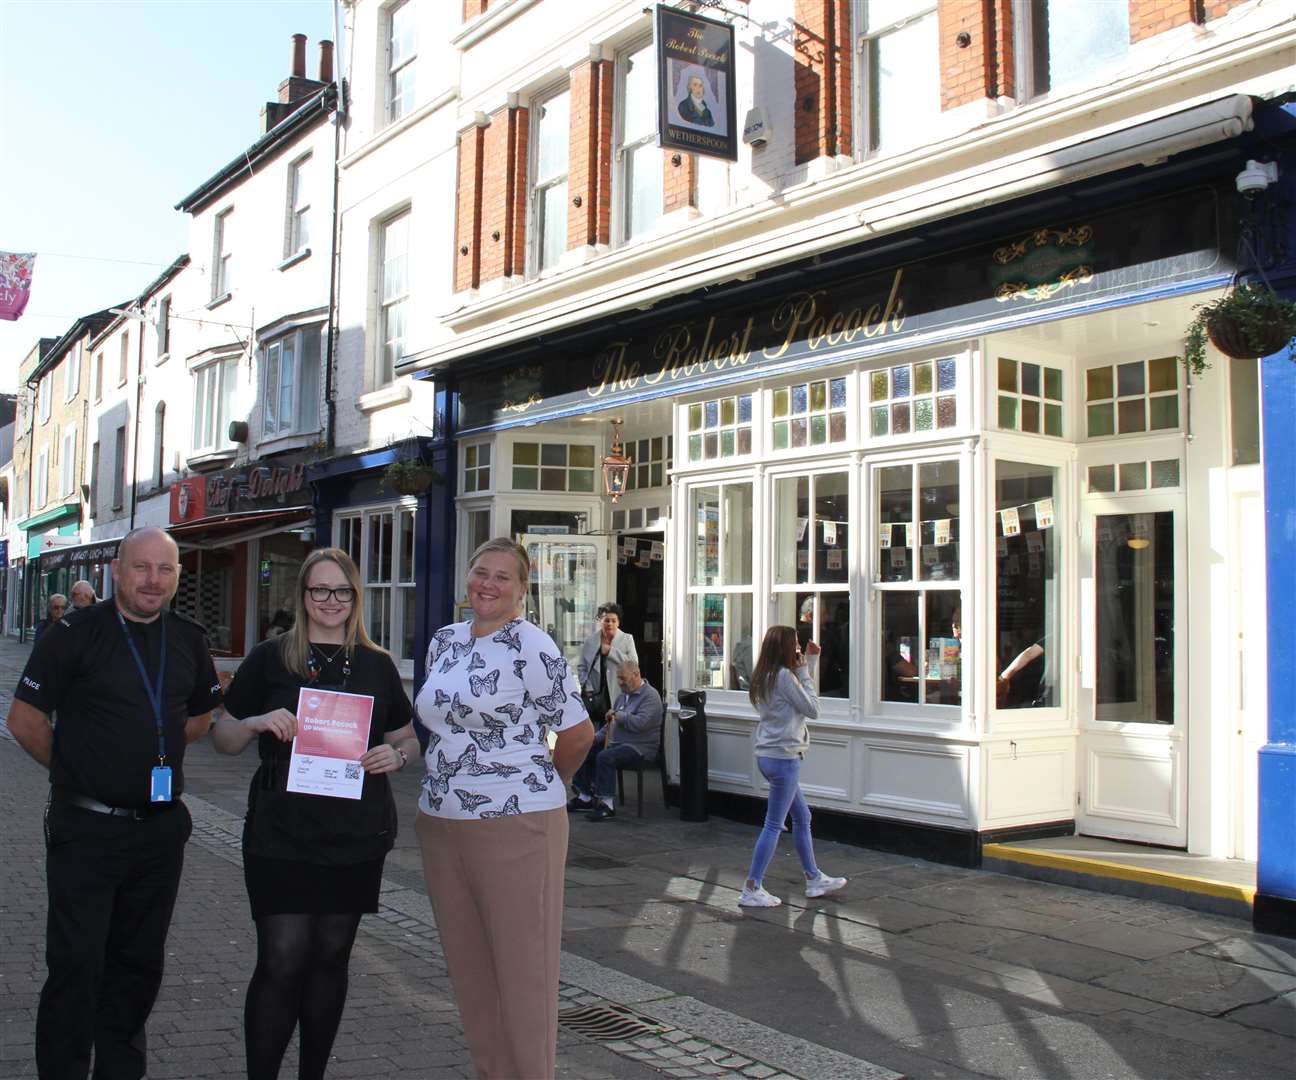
<box><xmin>568</xmin><ymin>661</ymin><xmax>663</xmax><ymax>821</ymax></box>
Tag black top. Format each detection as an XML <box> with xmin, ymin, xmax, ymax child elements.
<box><xmin>223</xmin><ymin>638</ymin><xmax>412</xmax><ymax>866</ymax></box>
<box><xmin>15</xmin><ymin>599</ymin><xmax>223</xmax><ymax>808</ymax></box>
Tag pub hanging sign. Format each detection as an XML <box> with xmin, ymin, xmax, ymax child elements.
<box><xmin>655</xmin><ymin>5</ymin><xmax>738</xmax><ymax>163</ymax></box>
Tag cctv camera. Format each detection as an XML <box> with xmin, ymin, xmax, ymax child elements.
<box><xmin>1236</xmin><ymin>160</ymin><xmax>1279</xmax><ymax>197</ymax></box>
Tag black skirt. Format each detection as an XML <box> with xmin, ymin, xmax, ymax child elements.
<box><xmin>243</xmin><ymin>851</ymin><xmax>386</xmax><ymax>920</ymax></box>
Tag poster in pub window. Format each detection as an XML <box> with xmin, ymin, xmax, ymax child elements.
<box><xmin>655</xmin><ymin>5</ymin><xmax>738</xmax><ymax>163</ymax></box>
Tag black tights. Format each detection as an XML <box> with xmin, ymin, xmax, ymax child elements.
<box><xmin>245</xmin><ymin>912</ymin><xmax>363</xmax><ymax>1080</ymax></box>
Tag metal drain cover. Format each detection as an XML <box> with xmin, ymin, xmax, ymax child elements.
<box><xmin>558</xmin><ymin>1003</ymin><xmax>668</xmax><ymax>1042</ymax></box>
<box><xmin>568</xmin><ymin>854</ymin><xmax>631</xmax><ymax>870</ymax></box>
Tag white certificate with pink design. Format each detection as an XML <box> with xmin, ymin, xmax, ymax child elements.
<box><xmin>287</xmin><ymin>688</ymin><xmax>374</xmax><ymax>800</ymax></box>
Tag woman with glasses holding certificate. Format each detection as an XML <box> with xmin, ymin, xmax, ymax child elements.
<box><xmin>212</xmin><ymin>548</ymin><xmax>417</xmax><ymax>1080</ymax></box>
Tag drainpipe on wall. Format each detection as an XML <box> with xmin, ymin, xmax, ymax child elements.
<box><xmin>129</xmin><ymin>308</ymin><xmax>146</xmax><ymax>529</ymax></box>
<box><xmin>323</xmin><ymin>11</ymin><xmax>345</xmax><ymax>454</ymax></box>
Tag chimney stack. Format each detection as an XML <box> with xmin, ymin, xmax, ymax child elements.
<box><xmin>263</xmin><ymin>33</ymin><xmax>328</xmax><ymax>132</ymax></box>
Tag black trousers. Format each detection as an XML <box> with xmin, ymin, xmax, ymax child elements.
<box><xmin>37</xmin><ymin>799</ymin><xmax>192</xmax><ymax>1080</ymax></box>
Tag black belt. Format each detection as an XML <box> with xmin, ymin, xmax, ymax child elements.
<box><xmin>51</xmin><ymin>789</ymin><xmax>179</xmax><ymax>821</ymax></box>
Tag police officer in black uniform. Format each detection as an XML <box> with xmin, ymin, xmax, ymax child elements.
<box><xmin>9</xmin><ymin>526</ymin><xmax>223</xmax><ymax>1080</ymax></box>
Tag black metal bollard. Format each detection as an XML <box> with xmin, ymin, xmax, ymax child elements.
<box><xmin>676</xmin><ymin>689</ymin><xmax>708</xmax><ymax>822</ymax></box>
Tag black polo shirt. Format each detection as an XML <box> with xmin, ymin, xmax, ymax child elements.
<box><xmin>15</xmin><ymin>599</ymin><xmax>223</xmax><ymax>808</ymax></box>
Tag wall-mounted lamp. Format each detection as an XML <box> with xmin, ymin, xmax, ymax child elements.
<box><xmin>601</xmin><ymin>419</ymin><xmax>631</xmax><ymax>502</ymax></box>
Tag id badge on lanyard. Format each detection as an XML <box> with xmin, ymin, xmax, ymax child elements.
<box><xmin>118</xmin><ymin>610</ymin><xmax>171</xmax><ymax>802</ymax></box>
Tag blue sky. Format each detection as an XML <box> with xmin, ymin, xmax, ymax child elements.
<box><xmin>0</xmin><ymin>0</ymin><xmax>336</xmax><ymax>389</ymax></box>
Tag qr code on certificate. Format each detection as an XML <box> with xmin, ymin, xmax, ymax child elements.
<box><xmin>344</xmin><ymin>763</ymin><xmax>361</xmax><ymax>781</ymax></box>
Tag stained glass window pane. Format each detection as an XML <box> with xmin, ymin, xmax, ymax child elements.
<box><xmin>1119</xmin><ymin>461</ymin><xmax>1147</xmax><ymax>490</ymax></box>
<box><xmin>1087</xmin><ymin>367</ymin><xmax>1113</xmax><ymax>401</ymax></box>
<box><xmin>1150</xmin><ymin>459</ymin><xmax>1180</xmax><ymax>487</ymax></box>
<box><xmin>1149</xmin><ymin>396</ymin><xmax>1178</xmax><ymax>430</ymax></box>
<box><xmin>1088</xmin><ymin>464</ymin><xmax>1115</xmax><ymax>492</ymax></box>
<box><xmin>1088</xmin><ymin>403</ymin><xmax>1114</xmax><ymax>437</ymax></box>
<box><xmin>936</xmin><ymin>396</ymin><xmax>957</xmax><ymax>428</ymax></box>
<box><xmin>1148</xmin><ymin>356</ymin><xmax>1177</xmax><ymax>393</ymax></box>
<box><xmin>1117</xmin><ymin>362</ymin><xmax>1145</xmax><ymax>397</ymax></box>
<box><xmin>998</xmin><ymin>357</ymin><xmax>1017</xmax><ymax>392</ymax></box>
<box><xmin>1118</xmin><ymin>400</ymin><xmax>1145</xmax><ymax>433</ymax></box>
<box><xmin>936</xmin><ymin>357</ymin><xmax>957</xmax><ymax>391</ymax></box>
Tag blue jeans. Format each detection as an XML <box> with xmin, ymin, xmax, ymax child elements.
<box><xmin>746</xmin><ymin>756</ymin><xmax>819</xmax><ymax>886</ymax></box>
<box><xmin>573</xmin><ymin>742</ymin><xmax>649</xmax><ymax>799</ymax></box>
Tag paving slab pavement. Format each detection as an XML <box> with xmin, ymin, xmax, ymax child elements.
<box><xmin>1</xmin><ymin>633</ymin><xmax>1294</xmax><ymax>1079</ymax></box>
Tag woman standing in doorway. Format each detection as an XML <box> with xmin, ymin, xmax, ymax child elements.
<box><xmin>416</xmin><ymin>537</ymin><xmax>593</xmax><ymax>1079</ymax></box>
<box><xmin>212</xmin><ymin>548</ymin><xmax>418</xmax><ymax>1080</ymax></box>
<box><xmin>739</xmin><ymin>625</ymin><xmax>847</xmax><ymax>908</ymax></box>
<box><xmin>577</xmin><ymin>602</ymin><xmax>637</xmax><ymax>724</ymax></box>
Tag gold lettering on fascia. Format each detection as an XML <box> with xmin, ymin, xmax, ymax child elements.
<box><xmin>587</xmin><ymin>269</ymin><xmax>906</xmax><ymax>399</ymax></box>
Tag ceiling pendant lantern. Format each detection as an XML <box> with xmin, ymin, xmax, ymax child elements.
<box><xmin>601</xmin><ymin>419</ymin><xmax>632</xmax><ymax>502</ymax></box>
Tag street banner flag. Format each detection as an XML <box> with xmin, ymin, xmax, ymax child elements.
<box><xmin>655</xmin><ymin>5</ymin><xmax>738</xmax><ymax>163</ymax></box>
<box><xmin>0</xmin><ymin>252</ymin><xmax>35</xmax><ymax>321</ymax></box>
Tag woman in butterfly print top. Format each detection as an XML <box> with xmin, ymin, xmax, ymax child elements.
<box><xmin>415</xmin><ymin>538</ymin><xmax>593</xmax><ymax>1080</ymax></box>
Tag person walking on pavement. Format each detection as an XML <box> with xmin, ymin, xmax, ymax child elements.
<box><xmin>32</xmin><ymin>593</ymin><xmax>67</xmax><ymax>644</ymax></box>
<box><xmin>7</xmin><ymin>526</ymin><xmax>223</xmax><ymax>1080</ymax></box>
<box><xmin>70</xmin><ymin>580</ymin><xmax>97</xmax><ymax>609</ymax></box>
<box><xmin>415</xmin><ymin>537</ymin><xmax>593</xmax><ymax>1080</ymax></box>
<box><xmin>738</xmin><ymin>625</ymin><xmax>847</xmax><ymax>908</ymax></box>
<box><xmin>212</xmin><ymin>548</ymin><xmax>418</xmax><ymax>1080</ymax></box>
<box><xmin>568</xmin><ymin>660</ymin><xmax>663</xmax><ymax>820</ymax></box>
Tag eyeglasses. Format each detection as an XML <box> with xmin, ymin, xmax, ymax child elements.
<box><xmin>306</xmin><ymin>587</ymin><xmax>356</xmax><ymax>603</ymax></box>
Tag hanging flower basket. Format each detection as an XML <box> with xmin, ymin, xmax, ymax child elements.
<box><xmin>1182</xmin><ymin>282</ymin><xmax>1296</xmax><ymax>374</ymax></box>
<box><xmin>383</xmin><ymin>460</ymin><xmax>441</xmax><ymax>495</ymax></box>
<box><xmin>1206</xmin><ymin>312</ymin><xmax>1296</xmax><ymax>361</ymax></box>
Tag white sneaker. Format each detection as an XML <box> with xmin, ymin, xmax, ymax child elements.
<box><xmin>738</xmin><ymin>885</ymin><xmax>782</xmax><ymax>908</ymax></box>
<box><xmin>804</xmin><ymin>871</ymin><xmax>847</xmax><ymax>898</ymax></box>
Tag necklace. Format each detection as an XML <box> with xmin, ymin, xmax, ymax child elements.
<box><xmin>308</xmin><ymin>642</ymin><xmax>352</xmax><ymax>681</ymax></box>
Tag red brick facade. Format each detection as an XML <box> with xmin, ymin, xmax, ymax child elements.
<box><xmin>567</xmin><ymin>59</ymin><xmax>614</xmax><ymax>250</ymax></box>
<box><xmin>793</xmin><ymin>0</ymin><xmax>852</xmax><ymax>165</ymax></box>
<box><xmin>939</xmin><ymin>0</ymin><xmax>998</xmax><ymax>109</ymax></box>
<box><xmin>450</xmin><ymin>1</ymin><xmax>1256</xmax><ymax>290</ymax></box>
<box><xmin>663</xmin><ymin>150</ymin><xmax>697</xmax><ymax>214</ymax></box>
<box><xmin>453</xmin><ymin>122</ymin><xmax>485</xmax><ymax>293</ymax></box>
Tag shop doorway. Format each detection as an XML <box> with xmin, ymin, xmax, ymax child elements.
<box><xmin>615</xmin><ymin>533</ymin><xmax>665</xmax><ymax>693</ymax></box>
<box><xmin>1078</xmin><ymin>496</ymin><xmax>1187</xmax><ymax>846</ymax></box>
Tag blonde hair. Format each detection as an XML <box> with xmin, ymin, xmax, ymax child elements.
<box><xmin>468</xmin><ymin>537</ymin><xmax>531</xmax><ymax>584</ymax></box>
<box><xmin>279</xmin><ymin>548</ymin><xmax>383</xmax><ymax>679</ymax></box>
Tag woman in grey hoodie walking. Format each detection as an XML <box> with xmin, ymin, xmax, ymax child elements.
<box><xmin>738</xmin><ymin>625</ymin><xmax>847</xmax><ymax>908</ymax></box>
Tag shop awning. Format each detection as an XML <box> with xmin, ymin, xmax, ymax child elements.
<box><xmin>168</xmin><ymin>506</ymin><xmax>312</xmax><ymax>550</ymax></box>
<box><xmin>39</xmin><ymin>537</ymin><xmax>123</xmax><ymax>571</ymax></box>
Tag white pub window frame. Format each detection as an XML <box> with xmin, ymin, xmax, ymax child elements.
<box><xmin>35</xmin><ymin>447</ymin><xmax>48</xmax><ymax>507</ymax></box>
<box><xmin>60</xmin><ymin>426</ymin><xmax>77</xmax><ymax>497</ymax></box>
<box><xmin>614</xmin><ymin>38</ymin><xmax>662</xmax><ymax>246</ymax></box>
<box><xmin>261</xmin><ymin>326</ymin><xmax>322</xmax><ymax>440</ymax></box>
<box><xmin>1013</xmin><ymin>0</ymin><xmax>1129</xmax><ymax>102</ymax></box>
<box><xmin>853</xmin><ymin>0</ymin><xmax>940</xmax><ymax>157</ymax></box>
<box><xmin>335</xmin><ymin>503</ymin><xmax>418</xmax><ymax>667</ymax></box>
<box><xmin>386</xmin><ymin>0</ymin><xmax>416</xmax><ymax>124</ymax></box>
<box><xmin>285</xmin><ymin>153</ymin><xmax>311</xmax><ymax>257</ymax></box>
<box><xmin>191</xmin><ymin>355</ymin><xmax>238</xmax><ymax>454</ymax></box>
<box><xmin>377</xmin><ymin>210</ymin><xmax>410</xmax><ymax>386</ymax></box>
<box><xmin>38</xmin><ymin>374</ymin><xmax>51</xmax><ymax>424</ymax></box>
<box><xmin>529</xmin><ymin>84</ymin><xmax>570</xmax><ymax>275</ymax></box>
<box><xmin>212</xmin><ymin>208</ymin><xmax>234</xmax><ymax>300</ymax></box>
<box><xmin>65</xmin><ymin>343</ymin><xmax>82</xmax><ymax>401</ymax></box>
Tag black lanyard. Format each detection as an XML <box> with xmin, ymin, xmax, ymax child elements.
<box><xmin>117</xmin><ymin>609</ymin><xmax>168</xmax><ymax>765</ymax></box>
